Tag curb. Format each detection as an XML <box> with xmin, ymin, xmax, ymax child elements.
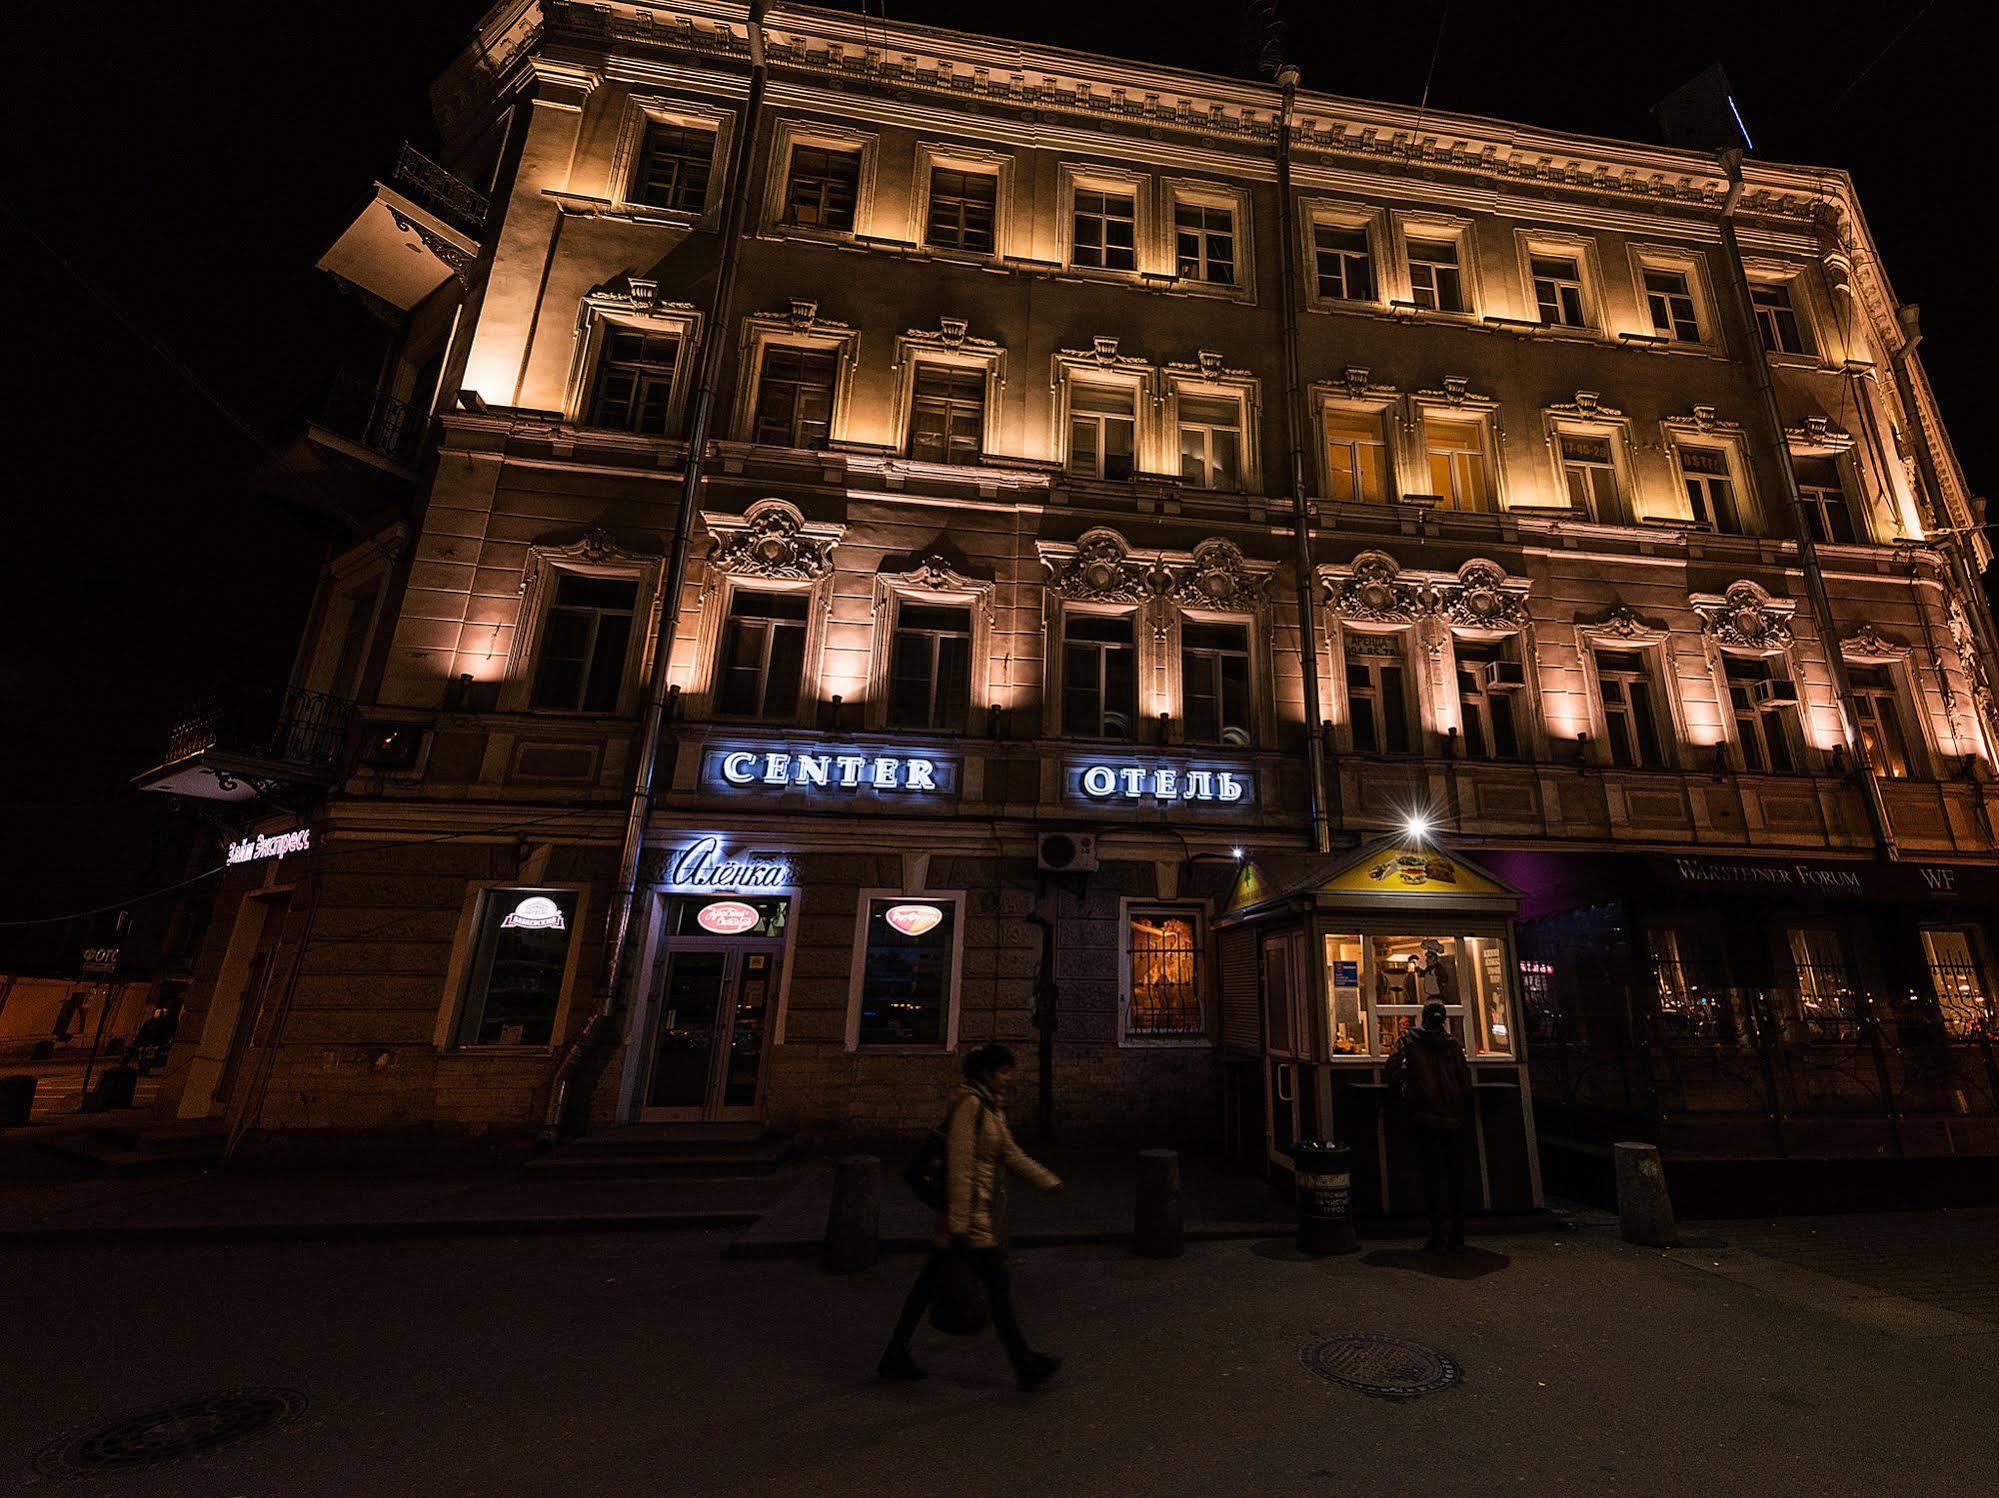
<box><xmin>0</xmin><ymin>1210</ymin><xmax>761</xmax><ymax>1246</ymax></box>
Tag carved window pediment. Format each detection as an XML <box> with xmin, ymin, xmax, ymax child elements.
<box><xmin>1577</xmin><ymin>603</ymin><xmax>1670</xmax><ymax>645</ymax></box>
<box><xmin>1439</xmin><ymin>558</ymin><xmax>1530</xmax><ymax>631</ymax></box>
<box><xmin>1842</xmin><ymin>624</ymin><xmax>1912</xmax><ymax>661</ymax></box>
<box><xmin>1165</xmin><ymin>539</ymin><xmax>1270</xmax><ymax>611</ymax></box>
<box><xmin>1319</xmin><ymin>551</ymin><xmax>1528</xmax><ymax>629</ymax></box>
<box><xmin>1692</xmin><ymin>580</ymin><xmax>1796</xmax><ymax>652</ymax></box>
<box><xmin>1039</xmin><ymin>528</ymin><xmax>1149</xmax><ymax>603</ymax></box>
<box><xmin>1322</xmin><ymin>549</ymin><xmax>1425</xmax><ymax>624</ymax></box>
<box><xmin>703</xmin><ymin>499</ymin><xmax>844</xmax><ymax>580</ymax></box>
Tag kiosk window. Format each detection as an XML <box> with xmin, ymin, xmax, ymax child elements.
<box><xmin>1323</xmin><ymin>933</ymin><xmax>1367</xmax><ymax>1055</ymax></box>
<box><xmin>1317</xmin><ymin>931</ymin><xmax>1516</xmax><ymax>1061</ymax></box>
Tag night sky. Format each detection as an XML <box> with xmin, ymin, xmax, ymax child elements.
<box><xmin>5</xmin><ymin>1</ymin><xmax>1988</xmax><ymax>968</ymax></box>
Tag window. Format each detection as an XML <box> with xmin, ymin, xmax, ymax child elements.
<box><xmin>1531</xmin><ymin>255</ymin><xmax>1587</xmax><ymax>327</ymax></box>
<box><xmin>1848</xmin><ymin>664</ymin><xmax>1912</xmax><ymax>779</ymax></box>
<box><xmin>925</xmin><ymin>167</ymin><xmax>997</xmax><ymax>253</ymax></box>
<box><xmin>783</xmin><ymin>145</ymin><xmax>860</xmax><ymax>231</ymax></box>
<box><xmin>1787</xmin><ymin>927</ymin><xmax>1858</xmax><ymax>1040</ymax></box>
<box><xmin>1324</xmin><ymin>410</ymin><xmax>1387</xmax><ymax>503</ymax></box>
<box><xmin>456</xmin><ymin>888</ymin><xmax>578</xmax><ymax>1046</ymax></box>
<box><xmin>1559</xmin><ymin>433</ymin><xmax>1618</xmax><ymax>516</ymax></box>
<box><xmin>632</xmin><ymin>122</ymin><xmax>714</xmax><ymax>213</ymax></box>
<box><xmin>1751</xmin><ymin>282</ymin><xmax>1807</xmax><ymax>354</ymax></box>
<box><xmin>1126</xmin><ymin>907</ymin><xmax>1205</xmax><ymax>1041</ymax></box>
<box><xmin>888</xmin><ymin>603</ymin><xmax>972</xmax><ymax>732</ymax></box>
<box><xmin>587</xmin><ymin>329</ymin><xmax>679</xmax><ymax>434</ymax></box>
<box><xmin>1922</xmin><ymin>928</ymin><xmax>1995</xmax><ymax>1036</ymax></box>
<box><xmin>1178</xmin><ymin>395</ymin><xmax>1242</xmax><ymax>490</ymax></box>
<box><xmin>1345</xmin><ymin>634</ymin><xmax>1411</xmax><ymax>754</ymax></box>
<box><xmin>1407</xmin><ymin>237</ymin><xmax>1465</xmax><ymax>312</ymax></box>
<box><xmin>1067</xmin><ymin>383</ymin><xmax>1137</xmax><ymax>480</ymax></box>
<box><xmin>1072</xmin><ymin>187</ymin><xmax>1137</xmax><ymax>271</ymax></box>
<box><xmin>530</xmin><ymin>575</ymin><xmax>637</xmax><ymax>712</ymax></box>
<box><xmin>1324</xmin><ymin>932</ymin><xmax>1513</xmax><ymax>1059</ymax></box>
<box><xmin>852</xmin><ymin>896</ymin><xmax>959</xmax><ymax>1048</ymax></box>
<box><xmin>907</xmin><ymin>365</ymin><xmax>985</xmax><ymax>465</ymax></box>
<box><xmin>1793</xmin><ymin>456</ymin><xmax>1858</xmax><ymax>545</ymax></box>
<box><xmin>1062</xmin><ymin>613</ymin><xmax>1137</xmax><ymax>739</ymax></box>
<box><xmin>1594</xmin><ymin>649</ymin><xmax>1664</xmax><ymax>768</ymax></box>
<box><xmin>1181</xmin><ymin>620</ymin><xmax>1251</xmax><ymax>746</ymax></box>
<box><xmin>1644</xmin><ymin>268</ymin><xmax>1701</xmax><ymax>341</ymax></box>
<box><xmin>1423</xmin><ymin>417</ymin><xmax>1491</xmax><ymax>512</ymax></box>
<box><xmin>1455</xmin><ymin>641</ymin><xmax>1521</xmax><ymax>760</ymax></box>
<box><xmin>717</xmin><ymin>591</ymin><xmax>808</xmax><ymax>719</ymax></box>
<box><xmin>1679</xmin><ymin>446</ymin><xmax>1740</xmax><ymax>532</ymax></box>
<box><xmin>1724</xmin><ymin>655</ymin><xmax>1800</xmax><ymax>774</ymax></box>
<box><xmin>1174</xmin><ymin>200</ymin><xmax>1236</xmax><ymax>284</ymax></box>
<box><xmin>1313</xmin><ymin>222</ymin><xmax>1373</xmax><ymax>301</ymax></box>
<box><xmin>750</xmin><ymin>347</ymin><xmax>838</xmax><ymax>449</ymax></box>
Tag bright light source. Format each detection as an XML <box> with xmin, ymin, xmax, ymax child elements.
<box><xmin>1231</xmin><ymin>846</ymin><xmax>1245</xmax><ymax>861</ymax></box>
<box><xmin>1403</xmin><ymin>814</ymin><xmax>1431</xmax><ymax>841</ymax></box>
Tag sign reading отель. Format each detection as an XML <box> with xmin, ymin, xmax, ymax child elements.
<box><xmin>706</xmin><ymin>748</ymin><xmax>951</xmax><ymax>795</ymax></box>
<box><xmin>1073</xmin><ymin>762</ymin><xmax>1251</xmax><ymax>805</ymax></box>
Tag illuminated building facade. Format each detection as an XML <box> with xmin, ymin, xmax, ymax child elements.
<box><xmin>141</xmin><ymin>1</ymin><xmax>1999</xmax><ymax>1203</ymax></box>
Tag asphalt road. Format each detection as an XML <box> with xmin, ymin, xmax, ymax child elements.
<box><xmin>1</xmin><ymin>1219</ymin><xmax>1995</xmax><ymax>1496</ymax></box>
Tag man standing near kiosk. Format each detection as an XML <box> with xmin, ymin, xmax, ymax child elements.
<box><xmin>1386</xmin><ymin>1000</ymin><xmax>1476</xmax><ymax>1252</ymax></box>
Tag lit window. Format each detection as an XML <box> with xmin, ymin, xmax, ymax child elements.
<box><xmin>750</xmin><ymin>347</ymin><xmax>838</xmax><ymax>449</ymax></box>
<box><xmin>888</xmin><ymin>602</ymin><xmax>972</xmax><ymax>732</ymax></box>
<box><xmin>1751</xmin><ymin>282</ymin><xmax>1807</xmax><ymax>354</ymax></box>
<box><xmin>1787</xmin><ymin>927</ymin><xmax>1857</xmax><ymax>1040</ymax></box>
<box><xmin>1558</xmin><ymin>433</ymin><xmax>1618</xmax><ymax>516</ymax></box>
<box><xmin>633</xmin><ymin>122</ymin><xmax>714</xmax><ymax>213</ymax></box>
<box><xmin>1067</xmin><ymin>383</ymin><xmax>1137</xmax><ymax>480</ymax></box>
<box><xmin>1531</xmin><ymin>255</ymin><xmax>1587</xmax><ymax>327</ymax></box>
<box><xmin>1126</xmin><ymin>908</ymin><xmax>1204</xmax><ymax>1040</ymax></box>
<box><xmin>1072</xmin><ymin>188</ymin><xmax>1136</xmax><ymax>271</ymax></box>
<box><xmin>1313</xmin><ymin>223</ymin><xmax>1373</xmax><ymax>301</ymax></box>
<box><xmin>1181</xmin><ymin>620</ymin><xmax>1251</xmax><ymax>746</ymax></box>
<box><xmin>1423</xmin><ymin>416</ymin><xmax>1491</xmax><ymax>512</ymax></box>
<box><xmin>1594</xmin><ymin>649</ymin><xmax>1663</xmax><ymax>768</ymax></box>
<box><xmin>1324</xmin><ymin>410</ymin><xmax>1387</xmax><ymax>503</ymax></box>
<box><xmin>1177</xmin><ymin>395</ymin><xmax>1242</xmax><ymax>490</ymax></box>
<box><xmin>1793</xmin><ymin>455</ymin><xmax>1858</xmax><ymax>545</ymax></box>
<box><xmin>1678</xmin><ymin>446</ymin><xmax>1740</xmax><ymax>532</ymax></box>
<box><xmin>717</xmin><ymin>591</ymin><xmax>808</xmax><ymax>720</ymax></box>
<box><xmin>926</xmin><ymin>168</ymin><xmax>997</xmax><ymax>254</ymax></box>
<box><xmin>1724</xmin><ymin>655</ymin><xmax>1799</xmax><ymax>774</ymax></box>
<box><xmin>1455</xmin><ymin>640</ymin><xmax>1522</xmax><ymax>761</ymax></box>
<box><xmin>530</xmin><ymin>575</ymin><xmax>637</xmax><ymax>712</ymax></box>
<box><xmin>1063</xmin><ymin>614</ymin><xmax>1137</xmax><ymax>739</ymax></box>
<box><xmin>1644</xmin><ymin>268</ymin><xmax>1701</xmax><ymax>341</ymax></box>
<box><xmin>1848</xmin><ymin>664</ymin><xmax>1912</xmax><ymax>779</ymax></box>
<box><xmin>907</xmin><ymin>365</ymin><xmax>985</xmax><ymax>465</ymax></box>
<box><xmin>588</xmin><ymin>329</ymin><xmax>679</xmax><ymax>434</ymax></box>
<box><xmin>854</xmin><ymin>897</ymin><xmax>958</xmax><ymax>1047</ymax></box>
<box><xmin>1345</xmin><ymin>634</ymin><xmax>1411</xmax><ymax>754</ymax></box>
<box><xmin>457</xmin><ymin>888</ymin><xmax>577</xmax><ymax>1046</ymax></box>
<box><xmin>1174</xmin><ymin>200</ymin><xmax>1235</xmax><ymax>285</ymax></box>
<box><xmin>784</xmin><ymin>145</ymin><xmax>860</xmax><ymax>231</ymax></box>
<box><xmin>1407</xmin><ymin>237</ymin><xmax>1465</xmax><ymax>312</ymax></box>
<box><xmin>1922</xmin><ymin>927</ymin><xmax>1995</xmax><ymax>1037</ymax></box>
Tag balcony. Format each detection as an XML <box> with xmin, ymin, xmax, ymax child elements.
<box><xmin>307</xmin><ymin>378</ymin><xmax>427</xmax><ymax>475</ymax></box>
<box><xmin>317</xmin><ymin>144</ymin><xmax>484</xmax><ymax>312</ymax></box>
<box><xmin>135</xmin><ymin>687</ymin><xmax>355</xmax><ymax>803</ymax></box>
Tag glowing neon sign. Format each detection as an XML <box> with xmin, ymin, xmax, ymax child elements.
<box><xmin>665</xmin><ymin>836</ymin><xmax>794</xmax><ymax>893</ymax></box>
<box><xmin>1075</xmin><ymin>764</ymin><xmax>1249</xmax><ymax>804</ymax></box>
<box><xmin>883</xmin><ymin>903</ymin><xmax>944</xmax><ymax>937</ymax></box>
<box><xmin>500</xmin><ymin>895</ymin><xmax>567</xmax><ymax>931</ymax></box>
<box><xmin>695</xmin><ymin>899</ymin><xmax>763</xmax><ymax>935</ymax></box>
<box><xmin>226</xmin><ymin>828</ymin><xmax>312</xmax><ymax>864</ymax></box>
<box><xmin>710</xmin><ymin>749</ymin><xmax>946</xmax><ymax>793</ymax></box>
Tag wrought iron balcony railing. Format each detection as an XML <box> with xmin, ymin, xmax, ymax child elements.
<box><xmin>390</xmin><ymin>142</ymin><xmax>487</xmax><ymax>235</ymax></box>
<box><xmin>316</xmin><ymin>378</ymin><xmax>426</xmax><ymax>469</ymax></box>
<box><xmin>165</xmin><ymin>687</ymin><xmax>354</xmax><ymax>774</ymax></box>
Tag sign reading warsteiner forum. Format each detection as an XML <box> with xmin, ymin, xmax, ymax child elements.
<box><xmin>1654</xmin><ymin>853</ymin><xmax>1997</xmax><ymax>902</ymax></box>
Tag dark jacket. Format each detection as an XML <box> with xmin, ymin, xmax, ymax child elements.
<box><xmin>1385</xmin><ymin>1026</ymin><xmax>1475</xmax><ymax>1130</ymax></box>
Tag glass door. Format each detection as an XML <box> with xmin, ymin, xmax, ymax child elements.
<box><xmin>645</xmin><ymin>950</ymin><xmax>729</xmax><ymax>1117</ymax></box>
<box><xmin>641</xmin><ymin>896</ymin><xmax>788</xmax><ymax>1121</ymax></box>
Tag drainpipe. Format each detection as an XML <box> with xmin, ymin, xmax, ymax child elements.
<box><xmin>549</xmin><ymin>0</ymin><xmax>770</xmax><ymax>1139</ymax></box>
<box><xmin>1274</xmin><ymin>64</ymin><xmax>1332</xmax><ymax>855</ymax></box>
<box><xmin>1714</xmin><ymin>149</ymin><xmax>1897</xmax><ymax>861</ymax></box>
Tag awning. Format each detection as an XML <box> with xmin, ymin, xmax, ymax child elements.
<box><xmin>1219</xmin><ymin>834</ymin><xmax>1522</xmax><ymax>924</ymax></box>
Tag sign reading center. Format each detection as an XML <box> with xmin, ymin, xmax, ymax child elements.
<box><xmin>713</xmin><ymin>749</ymin><xmax>946</xmax><ymax>793</ymax></box>
<box><xmin>1076</xmin><ymin>763</ymin><xmax>1249</xmax><ymax>804</ymax></box>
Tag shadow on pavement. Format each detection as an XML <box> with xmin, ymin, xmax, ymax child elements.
<box><xmin>1361</xmin><ymin>1246</ymin><xmax>1511</xmax><ymax>1279</ymax></box>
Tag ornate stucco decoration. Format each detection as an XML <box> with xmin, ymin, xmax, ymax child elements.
<box><xmin>1165</xmin><ymin>539</ymin><xmax>1269</xmax><ymax>611</ymax></box>
<box><xmin>1438</xmin><ymin>559</ymin><xmax>1530</xmax><ymax>631</ymax></box>
<box><xmin>902</xmin><ymin>316</ymin><xmax>1000</xmax><ymax>356</ymax></box>
<box><xmin>1667</xmin><ymin>404</ymin><xmax>1743</xmax><ymax>436</ymax></box>
<box><xmin>519</xmin><ymin>527</ymin><xmax>653</xmax><ymax>594</ymax></box>
<box><xmin>1577</xmin><ymin>603</ymin><xmax>1669</xmax><ymax>645</ymax></box>
<box><xmin>1166</xmin><ymin>351</ymin><xmax>1252</xmax><ymax>384</ymax></box>
<box><xmin>1784</xmin><ymin>415</ymin><xmax>1854</xmax><ymax>450</ymax></box>
<box><xmin>588</xmin><ymin>279</ymin><xmax>698</xmax><ymax>321</ymax></box>
<box><xmin>704</xmin><ymin>499</ymin><xmax>843</xmax><ymax>580</ymax></box>
<box><xmin>1057</xmin><ymin>339</ymin><xmax>1150</xmax><ymax>375</ymax></box>
<box><xmin>1842</xmin><ymin>624</ymin><xmax>1912</xmax><ymax>661</ymax></box>
<box><xmin>1548</xmin><ymin>390</ymin><xmax>1622</xmax><ymax>420</ymax></box>
<box><xmin>1324</xmin><ymin>550</ymin><xmax>1426</xmax><ymax>624</ymax></box>
<box><xmin>878</xmin><ymin>555</ymin><xmax>996</xmax><ymax>623</ymax></box>
<box><xmin>1692</xmin><ymin>580</ymin><xmax>1797</xmax><ymax>652</ymax></box>
<box><xmin>1040</xmin><ymin>528</ymin><xmax>1149</xmax><ymax>604</ymax></box>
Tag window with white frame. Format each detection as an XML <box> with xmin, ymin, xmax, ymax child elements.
<box><xmin>906</xmin><ymin>364</ymin><xmax>986</xmax><ymax>465</ymax></box>
<box><xmin>1531</xmin><ymin>254</ymin><xmax>1588</xmax><ymax>327</ymax></box>
<box><xmin>1644</xmin><ymin>267</ymin><xmax>1702</xmax><ymax>342</ymax></box>
<box><xmin>455</xmin><ymin>888</ymin><xmax>579</xmax><ymax>1046</ymax></box>
<box><xmin>1455</xmin><ymin>639</ymin><xmax>1523</xmax><ymax>760</ymax></box>
<box><xmin>1323</xmin><ymin>930</ymin><xmax>1515</xmax><ymax>1059</ymax></box>
<box><xmin>530</xmin><ymin>574</ymin><xmax>638</xmax><ymax>712</ymax></box>
<box><xmin>1181</xmin><ymin>619</ymin><xmax>1252</xmax><ymax>746</ymax></box>
<box><xmin>587</xmin><ymin>328</ymin><xmax>680</xmax><ymax>434</ymax></box>
<box><xmin>1557</xmin><ymin>432</ymin><xmax>1618</xmax><ymax>517</ymax></box>
<box><xmin>1067</xmin><ymin>382</ymin><xmax>1138</xmax><ymax>480</ymax></box>
<box><xmin>783</xmin><ymin>144</ymin><xmax>861</xmax><ymax>231</ymax></box>
<box><xmin>749</xmin><ymin>346</ymin><xmax>839</xmax><ymax>449</ymax></box>
<box><xmin>887</xmin><ymin>602</ymin><xmax>973</xmax><ymax>732</ymax></box>
<box><xmin>1324</xmin><ymin>408</ymin><xmax>1388</xmax><ymax>503</ymax></box>
<box><xmin>925</xmin><ymin>166</ymin><xmax>998</xmax><ymax>254</ymax></box>
<box><xmin>1593</xmin><ymin>648</ymin><xmax>1665</xmax><ymax>768</ymax></box>
<box><xmin>1722</xmin><ymin>654</ymin><xmax>1801</xmax><ymax>774</ymax></box>
<box><xmin>1062</xmin><ymin>612</ymin><xmax>1138</xmax><ymax>739</ymax></box>
<box><xmin>1178</xmin><ymin>393</ymin><xmax>1243</xmax><ymax>490</ymax></box>
<box><xmin>1173</xmin><ymin>199</ymin><xmax>1236</xmax><ymax>285</ymax></box>
<box><xmin>716</xmin><ymin>590</ymin><xmax>809</xmax><ymax>720</ymax></box>
<box><xmin>1792</xmin><ymin>455</ymin><xmax>1859</xmax><ymax>545</ymax></box>
<box><xmin>850</xmin><ymin>893</ymin><xmax>962</xmax><ymax>1049</ymax></box>
<box><xmin>1676</xmin><ymin>444</ymin><xmax>1741</xmax><ymax>532</ymax></box>
<box><xmin>632</xmin><ymin>121</ymin><xmax>716</xmax><ymax>213</ymax></box>
<box><xmin>1312</xmin><ymin>221</ymin><xmax>1374</xmax><ymax>302</ymax></box>
<box><xmin>1751</xmin><ymin>280</ymin><xmax>1809</xmax><ymax>355</ymax></box>
<box><xmin>1847</xmin><ymin>663</ymin><xmax>1914</xmax><ymax>779</ymax></box>
<box><xmin>1423</xmin><ymin>415</ymin><xmax>1492</xmax><ymax>512</ymax></box>
<box><xmin>1125</xmin><ymin>905</ymin><xmax>1205</xmax><ymax>1041</ymax></box>
<box><xmin>1072</xmin><ymin>185</ymin><xmax>1138</xmax><ymax>271</ymax></box>
<box><xmin>1345</xmin><ymin>633</ymin><xmax>1412</xmax><ymax>754</ymax></box>
<box><xmin>1406</xmin><ymin>235</ymin><xmax>1466</xmax><ymax>312</ymax></box>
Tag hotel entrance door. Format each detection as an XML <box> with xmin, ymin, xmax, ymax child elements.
<box><xmin>639</xmin><ymin>896</ymin><xmax>788</xmax><ymax>1122</ymax></box>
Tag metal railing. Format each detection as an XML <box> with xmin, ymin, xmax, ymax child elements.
<box><xmin>391</xmin><ymin>143</ymin><xmax>487</xmax><ymax>235</ymax></box>
<box><xmin>317</xmin><ymin>379</ymin><xmax>425</xmax><ymax>468</ymax></box>
<box><xmin>165</xmin><ymin>687</ymin><xmax>354</xmax><ymax>773</ymax></box>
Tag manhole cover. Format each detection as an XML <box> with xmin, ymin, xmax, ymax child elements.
<box><xmin>36</xmin><ymin>1388</ymin><xmax>306</xmax><ymax>1477</ymax></box>
<box><xmin>1300</xmin><ymin>1334</ymin><xmax>1461</xmax><ymax>1400</ymax></box>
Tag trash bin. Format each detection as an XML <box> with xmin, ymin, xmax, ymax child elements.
<box><xmin>0</xmin><ymin>1075</ymin><xmax>37</xmax><ymax>1127</ymax></box>
<box><xmin>1291</xmin><ymin>1140</ymin><xmax>1359</xmax><ymax>1255</ymax></box>
<box><xmin>90</xmin><ymin>1066</ymin><xmax>141</xmax><ymax>1112</ymax></box>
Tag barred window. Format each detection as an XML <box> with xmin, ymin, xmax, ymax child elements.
<box><xmin>1126</xmin><ymin>907</ymin><xmax>1204</xmax><ymax>1040</ymax></box>
<box><xmin>1922</xmin><ymin>927</ymin><xmax>1995</xmax><ymax>1037</ymax></box>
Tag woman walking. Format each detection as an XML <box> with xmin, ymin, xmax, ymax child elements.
<box><xmin>879</xmin><ymin>1044</ymin><xmax>1065</xmax><ymax>1390</ymax></box>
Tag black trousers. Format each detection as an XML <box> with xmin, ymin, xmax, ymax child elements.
<box><xmin>888</xmin><ymin>1245</ymin><xmax>1033</xmax><ymax>1370</ymax></box>
<box><xmin>1414</xmin><ymin>1126</ymin><xmax>1468</xmax><ymax>1246</ymax></box>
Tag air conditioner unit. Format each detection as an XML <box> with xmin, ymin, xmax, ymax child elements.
<box><xmin>1037</xmin><ymin>831</ymin><xmax>1099</xmax><ymax>874</ymax></box>
<box><xmin>1752</xmin><ymin>678</ymin><xmax>1801</xmax><ymax>711</ymax></box>
<box><xmin>1478</xmin><ymin>660</ymin><xmax>1528</xmax><ymax>692</ymax></box>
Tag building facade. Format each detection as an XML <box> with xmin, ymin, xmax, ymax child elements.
<box><xmin>141</xmin><ymin>1</ymin><xmax>1999</xmax><ymax>1202</ymax></box>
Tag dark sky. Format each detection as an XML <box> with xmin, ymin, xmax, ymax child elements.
<box><xmin>5</xmin><ymin>1</ymin><xmax>1988</xmax><ymax>966</ymax></box>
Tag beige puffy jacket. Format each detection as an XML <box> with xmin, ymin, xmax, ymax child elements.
<box><xmin>942</xmin><ymin>1082</ymin><xmax>1060</xmax><ymax>1248</ymax></box>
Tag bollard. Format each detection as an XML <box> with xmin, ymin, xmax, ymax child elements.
<box><xmin>91</xmin><ymin>1066</ymin><xmax>141</xmax><ymax>1113</ymax></box>
<box><xmin>1613</xmin><ymin>1141</ymin><xmax>1680</xmax><ymax>1248</ymax></box>
<box><xmin>1133</xmin><ymin>1148</ymin><xmax>1183</xmax><ymax>1258</ymax></box>
<box><xmin>1292</xmin><ymin>1140</ymin><xmax>1360</xmax><ymax>1255</ymax></box>
<box><xmin>0</xmin><ymin>1075</ymin><xmax>36</xmax><ymax>1127</ymax></box>
<box><xmin>822</xmin><ymin>1154</ymin><xmax>881</xmax><ymax>1273</ymax></box>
